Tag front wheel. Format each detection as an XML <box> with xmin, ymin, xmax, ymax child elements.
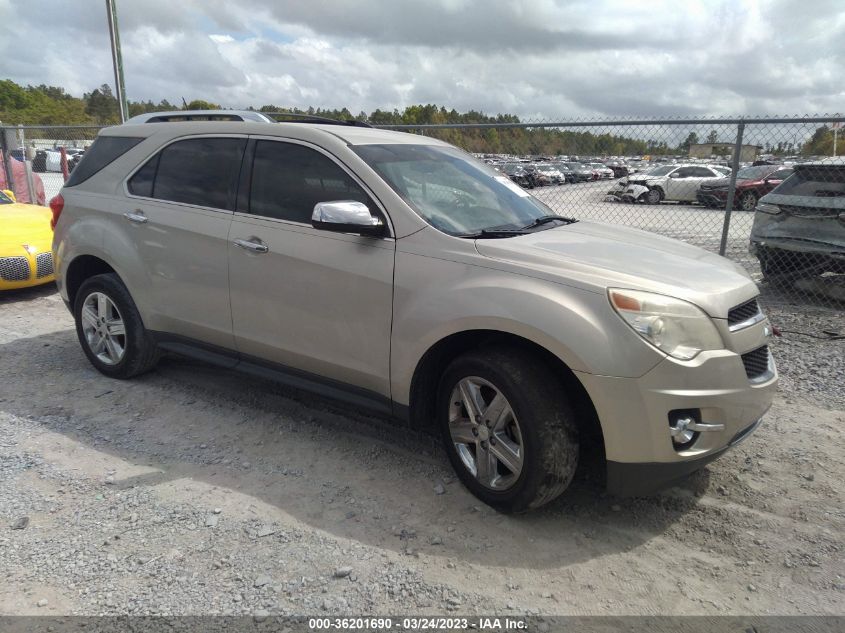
<box><xmin>645</xmin><ymin>187</ymin><xmax>663</xmax><ymax>205</ymax></box>
<box><xmin>738</xmin><ymin>191</ymin><xmax>758</xmax><ymax>212</ymax></box>
<box><xmin>437</xmin><ymin>348</ymin><xmax>579</xmax><ymax>513</ymax></box>
<box><xmin>73</xmin><ymin>273</ymin><xmax>160</xmax><ymax>378</ymax></box>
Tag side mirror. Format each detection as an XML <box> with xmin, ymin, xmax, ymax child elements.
<box><xmin>669</xmin><ymin>172</ymin><xmax>680</xmax><ymax>178</ymax></box>
<box><xmin>2</xmin><ymin>189</ymin><xmax>16</xmax><ymax>202</ymax></box>
<box><xmin>311</xmin><ymin>201</ymin><xmax>386</xmax><ymax>237</ymax></box>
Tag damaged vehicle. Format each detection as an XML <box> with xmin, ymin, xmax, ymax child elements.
<box><xmin>698</xmin><ymin>165</ymin><xmax>793</xmax><ymax>211</ymax></box>
<box><xmin>609</xmin><ymin>164</ymin><xmax>727</xmax><ymax>204</ymax></box>
<box><xmin>750</xmin><ymin>159</ymin><xmax>845</xmax><ymax>279</ymax></box>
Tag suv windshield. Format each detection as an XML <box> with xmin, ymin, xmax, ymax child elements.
<box><xmin>353</xmin><ymin>144</ymin><xmax>564</xmax><ymax>236</ymax></box>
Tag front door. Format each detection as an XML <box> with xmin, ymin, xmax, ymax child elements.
<box><xmin>227</xmin><ymin>138</ymin><xmax>395</xmax><ymax>398</ymax></box>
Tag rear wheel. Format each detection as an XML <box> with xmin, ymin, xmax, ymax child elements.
<box><xmin>437</xmin><ymin>348</ymin><xmax>579</xmax><ymax>513</ymax></box>
<box><xmin>73</xmin><ymin>273</ymin><xmax>159</xmax><ymax>378</ymax></box>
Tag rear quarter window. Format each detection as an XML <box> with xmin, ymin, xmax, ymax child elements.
<box><xmin>64</xmin><ymin>136</ymin><xmax>144</xmax><ymax>187</ymax></box>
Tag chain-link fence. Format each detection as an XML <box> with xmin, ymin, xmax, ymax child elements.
<box><xmin>2</xmin><ymin>116</ymin><xmax>843</xmax><ymax>310</ymax></box>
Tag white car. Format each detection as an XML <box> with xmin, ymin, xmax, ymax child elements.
<box><xmin>44</xmin><ymin>148</ymin><xmax>83</xmax><ymax>172</ymax></box>
<box><xmin>610</xmin><ymin>164</ymin><xmax>729</xmax><ymax>204</ymax></box>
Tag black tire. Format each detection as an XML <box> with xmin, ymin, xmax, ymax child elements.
<box><xmin>436</xmin><ymin>347</ymin><xmax>579</xmax><ymax>513</ymax></box>
<box><xmin>645</xmin><ymin>187</ymin><xmax>663</xmax><ymax>205</ymax></box>
<box><xmin>738</xmin><ymin>191</ymin><xmax>758</xmax><ymax>212</ymax></box>
<box><xmin>73</xmin><ymin>273</ymin><xmax>159</xmax><ymax>379</ymax></box>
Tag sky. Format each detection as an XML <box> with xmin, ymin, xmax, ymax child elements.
<box><xmin>0</xmin><ymin>0</ymin><xmax>842</xmax><ymax>119</ymax></box>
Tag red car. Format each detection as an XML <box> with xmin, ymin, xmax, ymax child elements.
<box><xmin>697</xmin><ymin>164</ymin><xmax>794</xmax><ymax>211</ymax></box>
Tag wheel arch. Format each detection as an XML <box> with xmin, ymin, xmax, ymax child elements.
<box><xmin>406</xmin><ymin>329</ymin><xmax>605</xmax><ymax>453</ymax></box>
<box><xmin>65</xmin><ymin>255</ymin><xmax>119</xmax><ymax>308</ymax></box>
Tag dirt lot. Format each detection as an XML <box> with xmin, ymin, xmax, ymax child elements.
<box><xmin>0</xmin><ymin>284</ymin><xmax>843</xmax><ymax>617</ymax></box>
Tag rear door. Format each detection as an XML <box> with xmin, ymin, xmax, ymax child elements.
<box><xmin>123</xmin><ymin>135</ymin><xmax>246</xmax><ymax>349</ymax></box>
<box><xmin>227</xmin><ymin>137</ymin><xmax>395</xmax><ymax>399</ymax></box>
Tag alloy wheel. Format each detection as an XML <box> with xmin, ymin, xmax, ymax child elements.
<box><xmin>448</xmin><ymin>376</ymin><xmax>524</xmax><ymax>490</ymax></box>
<box><xmin>81</xmin><ymin>292</ymin><xmax>126</xmax><ymax>365</ymax></box>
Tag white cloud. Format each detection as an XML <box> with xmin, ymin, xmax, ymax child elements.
<box><xmin>0</xmin><ymin>0</ymin><xmax>842</xmax><ymax>118</ymax></box>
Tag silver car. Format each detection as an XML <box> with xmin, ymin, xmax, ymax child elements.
<box><xmin>51</xmin><ymin>113</ymin><xmax>777</xmax><ymax>513</ymax></box>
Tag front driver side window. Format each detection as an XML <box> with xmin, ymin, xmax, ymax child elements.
<box><xmin>249</xmin><ymin>140</ymin><xmax>376</xmax><ymax>224</ymax></box>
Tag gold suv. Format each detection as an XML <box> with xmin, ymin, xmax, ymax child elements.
<box><xmin>52</xmin><ymin>112</ymin><xmax>777</xmax><ymax>512</ymax></box>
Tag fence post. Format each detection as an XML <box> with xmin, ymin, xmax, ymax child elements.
<box><xmin>0</xmin><ymin>126</ymin><xmax>16</xmax><ymax>195</ymax></box>
<box><xmin>718</xmin><ymin>120</ymin><xmax>745</xmax><ymax>256</ymax></box>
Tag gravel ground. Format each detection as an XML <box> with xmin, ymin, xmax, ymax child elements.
<box><xmin>1</xmin><ymin>282</ymin><xmax>843</xmax><ymax>617</ymax></box>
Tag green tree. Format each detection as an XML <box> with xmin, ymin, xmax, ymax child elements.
<box><xmin>84</xmin><ymin>84</ymin><xmax>119</xmax><ymax>124</ymax></box>
<box><xmin>678</xmin><ymin>131</ymin><xmax>699</xmax><ymax>152</ymax></box>
<box><xmin>705</xmin><ymin>130</ymin><xmax>719</xmax><ymax>144</ymax></box>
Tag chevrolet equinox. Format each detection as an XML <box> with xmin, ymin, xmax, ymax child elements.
<box><xmin>51</xmin><ymin>112</ymin><xmax>778</xmax><ymax>513</ymax></box>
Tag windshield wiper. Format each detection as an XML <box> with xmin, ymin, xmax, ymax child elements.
<box><xmin>520</xmin><ymin>215</ymin><xmax>578</xmax><ymax>230</ymax></box>
<box><xmin>458</xmin><ymin>228</ymin><xmax>529</xmax><ymax>239</ymax></box>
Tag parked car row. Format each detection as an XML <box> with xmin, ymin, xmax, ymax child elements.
<box><xmin>32</xmin><ymin>147</ymin><xmax>85</xmax><ymax>173</ymax></box>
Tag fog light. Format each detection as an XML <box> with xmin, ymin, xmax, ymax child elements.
<box><xmin>670</xmin><ymin>416</ymin><xmax>697</xmax><ymax>446</ymax></box>
<box><xmin>668</xmin><ymin>410</ymin><xmax>726</xmax><ymax>451</ymax></box>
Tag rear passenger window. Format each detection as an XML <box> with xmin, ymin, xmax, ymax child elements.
<box><xmin>130</xmin><ymin>137</ymin><xmax>246</xmax><ymax>210</ymax></box>
<box><xmin>249</xmin><ymin>140</ymin><xmax>373</xmax><ymax>223</ymax></box>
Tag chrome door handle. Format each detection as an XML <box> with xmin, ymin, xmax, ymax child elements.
<box><xmin>124</xmin><ymin>211</ymin><xmax>148</xmax><ymax>224</ymax></box>
<box><xmin>233</xmin><ymin>238</ymin><xmax>269</xmax><ymax>253</ymax></box>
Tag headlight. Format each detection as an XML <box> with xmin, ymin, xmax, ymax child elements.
<box><xmin>755</xmin><ymin>202</ymin><xmax>781</xmax><ymax>215</ymax></box>
<box><xmin>608</xmin><ymin>289</ymin><xmax>724</xmax><ymax>360</ymax></box>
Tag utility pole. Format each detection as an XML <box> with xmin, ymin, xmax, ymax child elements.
<box><xmin>105</xmin><ymin>0</ymin><xmax>129</xmax><ymax>122</ymax></box>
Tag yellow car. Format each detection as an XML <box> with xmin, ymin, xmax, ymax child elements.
<box><xmin>0</xmin><ymin>189</ymin><xmax>56</xmax><ymax>290</ymax></box>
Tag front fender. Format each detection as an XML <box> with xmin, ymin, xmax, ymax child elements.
<box><xmin>390</xmin><ymin>249</ymin><xmax>663</xmax><ymax>407</ymax></box>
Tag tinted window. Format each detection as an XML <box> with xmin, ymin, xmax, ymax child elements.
<box><xmin>150</xmin><ymin>138</ymin><xmax>246</xmax><ymax>210</ymax></box>
<box><xmin>690</xmin><ymin>167</ymin><xmax>716</xmax><ymax>177</ymax></box>
<box><xmin>249</xmin><ymin>141</ymin><xmax>373</xmax><ymax>223</ymax></box>
<box><xmin>128</xmin><ymin>153</ymin><xmax>159</xmax><ymax>197</ymax></box>
<box><xmin>65</xmin><ymin>136</ymin><xmax>143</xmax><ymax>187</ymax></box>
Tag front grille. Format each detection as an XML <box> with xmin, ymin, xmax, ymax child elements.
<box><xmin>35</xmin><ymin>252</ymin><xmax>54</xmax><ymax>278</ymax></box>
<box><xmin>0</xmin><ymin>256</ymin><xmax>30</xmax><ymax>281</ymax></box>
<box><xmin>781</xmin><ymin>205</ymin><xmax>839</xmax><ymax>218</ymax></box>
<box><xmin>742</xmin><ymin>346</ymin><xmax>771</xmax><ymax>381</ymax></box>
<box><xmin>728</xmin><ymin>298</ymin><xmax>761</xmax><ymax>327</ymax></box>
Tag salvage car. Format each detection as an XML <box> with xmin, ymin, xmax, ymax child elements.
<box><xmin>613</xmin><ymin>164</ymin><xmax>727</xmax><ymax>204</ymax></box>
<box><xmin>697</xmin><ymin>165</ymin><xmax>793</xmax><ymax>211</ymax></box>
<box><xmin>750</xmin><ymin>159</ymin><xmax>845</xmax><ymax>279</ymax></box>
<box><xmin>0</xmin><ymin>189</ymin><xmax>55</xmax><ymax>290</ymax></box>
<box><xmin>501</xmin><ymin>162</ymin><xmax>535</xmax><ymax>189</ymax></box>
<box><xmin>51</xmin><ymin>113</ymin><xmax>777</xmax><ymax>513</ymax></box>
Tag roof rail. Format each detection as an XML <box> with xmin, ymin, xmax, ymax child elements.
<box><xmin>264</xmin><ymin>112</ymin><xmax>373</xmax><ymax>128</ymax></box>
<box><xmin>125</xmin><ymin>110</ymin><xmax>276</xmax><ymax>124</ymax></box>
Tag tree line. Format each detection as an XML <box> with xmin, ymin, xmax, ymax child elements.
<box><xmin>0</xmin><ymin>79</ymin><xmax>836</xmax><ymax>157</ymax></box>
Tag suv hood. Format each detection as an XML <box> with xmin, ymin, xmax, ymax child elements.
<box><xmin>475</xmin><ymin>221</ymin><xmax>757</xmax><ymax>318</ymax></box>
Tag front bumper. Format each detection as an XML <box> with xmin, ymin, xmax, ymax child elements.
<box><xmin>0</xmin><ymin>249</ymin><xmax>56</xmax><ymax>290</ymax></box>
<box><xmin>575</xmin><ymin>331</ymin><xmax>778</xmax><ymax>495</ymax></box>
<box><xmin>697</xmin><ymin>190</ymin><xmax>727</xmax><ymax>206</ymax></box>
<box><xmin>607</xmin><ymin>417</ymin><xmax>763</xmax><ymax>496</ymax></box>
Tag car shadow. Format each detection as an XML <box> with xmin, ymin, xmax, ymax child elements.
<box><xmin>0</xmin><ymin>282</ymin><xmax>59</xmax><ymax>305</ymax></box>
<box><xmin>1</xmin><ymin>329</ymin><xmax>712</xmax><ymax>571</ymax></box>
